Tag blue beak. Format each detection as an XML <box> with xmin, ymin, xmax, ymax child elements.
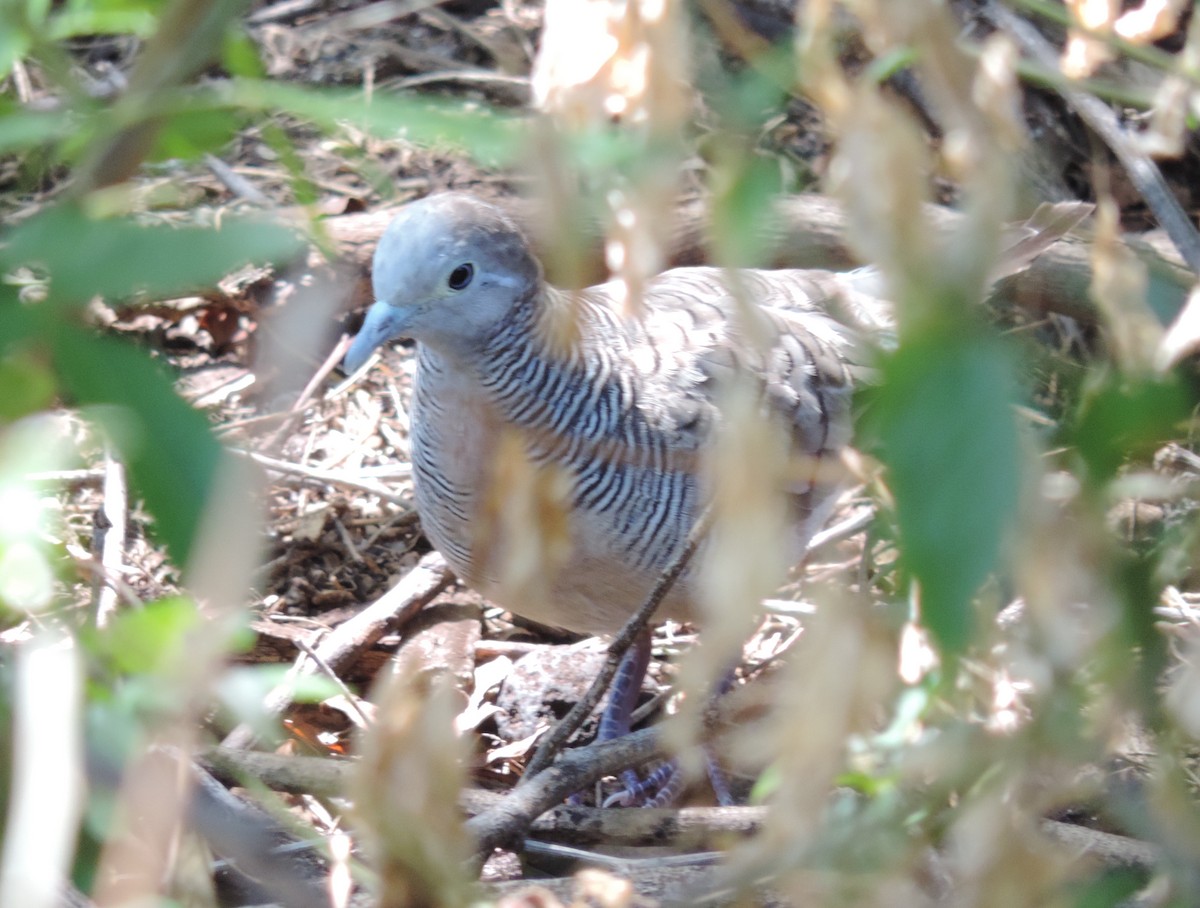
<box><xmin>344</xmin><ymin>300</ymin><xmax>410</xmax><ymax>373</ymax></box>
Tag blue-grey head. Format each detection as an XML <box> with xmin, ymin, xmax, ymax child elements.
<box><xmin>343</xmin><ymin>193</ymin><xmax>542</xmax><ymax>373</ymax></box>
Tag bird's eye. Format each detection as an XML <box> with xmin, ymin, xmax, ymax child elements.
<box><xmin>448</xmin><ymin>263</ymin><xmax>474</xmax><ymax>290</ymax></box>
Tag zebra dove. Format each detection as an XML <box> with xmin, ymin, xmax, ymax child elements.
<box><xmin>343</xmin><ymin>192</ymin><xmax>875</xmax><ymax>636</ymax></box>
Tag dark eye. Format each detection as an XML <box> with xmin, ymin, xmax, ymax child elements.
<box><xmin>448</xmin><ymin>263</ymin><xmax>474</xmax><ymax>290</ymax></box>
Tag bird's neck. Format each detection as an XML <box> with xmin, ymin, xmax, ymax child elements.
<box><xmin>476</xmin><ymin>285</ymin><xmax>586</xmax><ymax>370</ymax></box>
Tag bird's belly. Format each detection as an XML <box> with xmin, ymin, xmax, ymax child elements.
<box><xmin>415</xmin><ymin>457</ymin><xmax>697</xmax><ymax>635</ymax></box>
<box><xmin>547</xmin><ymin>507</ymin><xmax>695</xmax><ymax>635</ymax></box>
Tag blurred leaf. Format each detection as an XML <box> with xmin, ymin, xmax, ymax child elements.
<box><xmin>49</xmin><ymin>326</ymin><xmax>222</xmax><ymax>564</ymax></box>
<box><xmin>1</xmin><ymin>202</ymin><xmax>303</xmax><ymax>305</ymax></box>
<box><xmin>24</xmin><ymin>0</ymin><xmax>52</xmax><ymax>23</ymax></box>
<box><xmin>45</xmin><ymin>7</ymin><xmax>159</xmax><ymax>39</ymax></box>
<box><xmin>0</xmin><ymin>294</ymin><xmax>39</xmax><ymax>357</ymax></box>
<box><xmin>0</xmin><ymin>26</ymin><xmax>31</xmax><ymax>81</ymax></box>
<box><xmin>0</xmin><ymin>416</ymin><xmax>74</xmax><ymax>616</ymax></box>
<box><xmin>149</xmin><ymin>106</ymin><xmax>242</xmax><ymax>160</ymax></box>
<box><xmin>870</xmin><ymin>329</ymin><xmax>1020</xmax><ymax>655</ymax></box>
<box><xmin>749</xmin><ymin>761</ymin><xmax>782</xmax><ymax>803</ymax></box>
<box><xmin>91</xmin><ymin>596</ymin><xmax>202</xmax><ymax>675</ymax></box>
<box><xmin>1069</xmin><ymin>866</ymin><xmax>1147</xmax><ymax>908</ymax></box>
<box><xmin>834</xmin><ymin>770</ymin><xmax>891</xmax><ymax>796</ymax></box>
<box><xmin>221</xmin><ymin>28</ymin><xmax>264</xmax><ymax>79</ymax></box>
<box><xmin>219</xmin><ymin>666</ymin><xmax>339</xmax><ymax>711</ymax></box>
<box><xmin>1072</xmin><ymin>371</ymin><xmax>1190</xmax><ymax>483</ymax></box>
<box><xmin>0</xmin><ymin>352</ymin><xmax>56</xmax><ymax>423</ymax></box>
<box><xmin>227</xmin><ymin>79</ymin><xmax>525</xmax><ymax>167</ymax></box>
<box><xmin>703</xmin><ymin>41</ymin><xmax>791</xmax><ymax>132</ymax></box>
<box><xmin>1114</xmin><ymin>552</ymin><xmax>1170</xmax><ymax>721</ymax></box>
<box><xmin>260</xmin><ymin>120</ymin><xmax>319</xmax><ymax>207</ymax></box>
<box><xmin>711</xmin><ymin>152</ymin><xmax>781</xmax><ymax>267</ymax></box>
<box><xmin>0</xmin><ymin>104</ymin><xmax>72</xmax><ymax>153</ymax></box>
<box><xmin>865</xmin><ymin>46</ymin><xmax>920</xmax><ymax>84</ymax></box>
<box><xmin>0</xmin><ymin>539</ymin><xmax>56</xmax><ymax>613</ymax></box>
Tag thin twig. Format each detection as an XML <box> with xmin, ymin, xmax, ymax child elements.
<box><xmin>94</xmin><ymin>449</ymin><xmax>127</xmax><ymax>628</ymax></box>
<box><xmin>807</xmin><ymin>503</ymin><xmax>875</xmax><ymax>552</ymax></box>
<box><xmin>1038</xmin><ymin>818</ymin><xmax>1161</xmax><ymax>869</ymax></box>
<box><xmin>221</xmin><ymin>551</ymin><xmax>451</xmax><ymax>749</ymax></box>
<box><xmin>293</xmin><ymin>638</ymin><xmax>374</xmax><ymax>728</ymax></box>
<box><xmin>468</xmin><ymin>726</ymin><xmax>664</xmax><ymax>856</ymax></box>
<box><xmin>204</xmin><ymin>153</ymin><xmax>271</xmax><ymax>206</ymax></box>
<box><xmin>982</xmin><ymin>1</ymin><xmax>1200</xmax><ymax>275</ymax></box>
<box><xmin>231</xmin><ymin>448</ymin><xmax>409</xmax><ymax>502</ymax></box>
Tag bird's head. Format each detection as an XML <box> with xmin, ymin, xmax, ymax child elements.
<box><xmin>343</xmin><ymin>193</ymin><xmax>542</xmax><ymax>372</ymax></box>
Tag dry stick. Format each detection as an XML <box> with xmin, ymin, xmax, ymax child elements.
<box><xmin>293</xmin><ymin>638</ymin><xmax>374</xmax><ymax>728</ymax></box>
<box><xmin>1039</xmin><ymin>818</ymin><xmax>1161</xmax><ymax>870</ymax></box>
<box><xmin>94</xmin><ymin>449</ymin><xmax>128</xmax><ymax>628</ymax></box>
<box><xmin>232</xmin><ymin>448</ymin><xmax>409</xmax><ymax>502</ymax></box>
<box><xmin>245</xmin><ymin>0</ymin><xmax>323</xmax><ymax>24</ymax></box>
<box><xmin>521</xmin><ymin>507</ymin><xmax>715</xmax><ymax>781</ymax></box>
<box><xmin>197</xmin><ymin>745</ymin><xmax>1169</xmax><ymax>871</ymax></box>
<box><xmin>221</xmin><ymin>551</ymin><xmax>451</xmax><ymax>749</ymax></box>
<box><xmin>260</xmin><ymin>333</ymin><xmax>356</xmax><ymax>454</ymax></box>
<box><xmin>807</xmin><ymin>502</ymin><xmax>875</xmax><ymax>552</ymax></box>
<box><xmin>468</xmin><ymin>727</ymin><xmax>663</xmax><ymax>857</ymax></box>
<box><xmin>204</xmin><ymin>153</ymin><xmax>270</xmax><ymax>206</ymax></box>
<box><xmin>472</xmin><ymin>690</ymin><xmax>761</xmax><ymax>859</ymax></box>
<box><xmin>23</xmin><ymin>468</ymin><xmax>105</xmax><ymax>484</ymax></box>
<box><xmin>200</xmin><ymin>743</ymin><xmax>766</xmax><ymax>848</ymax></box>
<box><xmin>983</xmin><ymin>1</ymin><xmax>1200</xmax><ymax>276</ymax></box>
<box><xmin>318</xmin><ymin>193</ymin><xmax>1187</xmax><ymax>329</ymax></box>
<box><xmin>186</xmin><ymin>755</ymin><xmax>329</xmax><ymax>908</ymax></box>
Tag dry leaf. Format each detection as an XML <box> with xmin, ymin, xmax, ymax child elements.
<box><xmin>1063</xmin><ymin>0</ymin><xmax>1118</xmax><ymax>77</ymax></box>
<box><xmin>1090</xmin><ymin>196</ymin><xmax>1161</xmax><ymax>373</ymax></box>
<box><xmin>1115</xmin><ymin>0</ymin><xmax>1186</xmax><ymax>43</ymax></box>
<box><xmin>1156</xmin><ymin>283</ymin><xmax>1200</xmax><ymax>370</ymax></box>
<box><xmin>352</xmin><ymin>668</ymin><xmax>473</xmax><ymax>908</ymax></box>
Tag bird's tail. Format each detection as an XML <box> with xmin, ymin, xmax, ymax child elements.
<box><xmin>831</xmin><ymin>200</ymin><xmax>1094</xmax><ymax>355</ymax></box>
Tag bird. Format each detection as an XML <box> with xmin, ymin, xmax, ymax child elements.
<box><xmin>342</xmin><ymin>192</ymin><xmax>880</xmax><ymax>638</ymax></box>
<box><xmin>343</xmin><ymin>192</ymin><xmax>1088</xmax><ymax>805</ymax></box>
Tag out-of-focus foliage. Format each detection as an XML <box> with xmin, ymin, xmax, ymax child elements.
<box><xmin>0</xmin><ymin>216</ymin><xmax>298</xmax><ymax>565</ymax></box>
<box><xmin>868</xmin><ymin>326</ymin><xmax>1021</xmax><ymax>655</ymax></box>
<box><xmin>4</xmin><ymin>0</ymin><xmax>1200</xmax><ymax>905</ymax></box>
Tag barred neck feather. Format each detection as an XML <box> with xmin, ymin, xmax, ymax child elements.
<box><xmin>475</xmin><ymin>286</ymin><xmax>663</xmax><ymax>466</ymax></box>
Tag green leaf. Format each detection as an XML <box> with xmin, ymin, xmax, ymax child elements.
<box><xmin>1068</xmin><ymin>867</ymin><xmax>1147</xmax><ymax>908</ymax></box>
<box><xmin>1</xmin><ymin>202</ymin><xmax>303</xmax><ymax>305</ymax></box>
<box><xmin>0</xmin><ymin>539</ymin><xmax>56</xmax><ymax>613</ymax></box>
<box><xmin>870</xmin><ymin>330</ymin><xmax>1021</xmax><ymax>656</ymax></box>
<box><xmin>0</xmin><ymin>25</ymin><xmax>31</xmax><ymax>81</ymax></box>
<box><xmin>92</xmin><ymin>596</ymin><xmax>202</xmax><ymax>675</ymax></box>
<box><xmin>711</xmin><ymin>153</ymin><xmax>781</xmax><ymax>268</ymax></box>
<box><xmin>149</xmin><ymin>106</ymin><xmax>242</xmax><ymax>161</ymax></box>
<box><xmin>1072</xmin><ymin>371</ymin><xmax>1190</xmax><ymax>484</ymax></box>
<box><xmin>221</xmin><ymin>28</ymin><xmax>264</xmax><ymax>79</ymax></box>
<box><xmin>214</xmin><ymin>666</ymin><xmax>339</xmax><ymax>745</ymax></box>
<box><xmin>0</xmin><ymin>352</ymin><xmax>56</xmax><ymax>424</ymax></box>
<box><xmin>45</xmin><ymin>8</ymin><xmax>159</xmax><ymax>39</ymax></box>
<box><xmin>49</xmin><ymin>326</ymin><xmax>222</xmax><ymax>564</ymax></box>
<box><xmin>0</xmin><ymin>104</ymin><xmax>73</xmax><ymax>153</ymax></box>
<box><xmin>226</xmin><ymin>79</ymin><xmax>525</xmax><ymax>167</ymax></box>
<box><xmin>865</xmin><ymin>46</ymin><xmax>920</xmax><ymax>85</ymax></box>
<box><xmin>0</xmin><ymin>291</ymin><xmax>39</xmax><ymax>354</ymax></box>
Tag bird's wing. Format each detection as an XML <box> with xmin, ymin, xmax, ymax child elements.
<box><xmin>573</xmin><ymin>267</ymin><xmax>857</xmax><ymax>461</ymax></box>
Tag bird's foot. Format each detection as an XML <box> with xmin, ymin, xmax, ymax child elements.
<box><xmin>602</xmin><ymin>751</ymin><xmax>735</xmax><ymax>808</ymax></box>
